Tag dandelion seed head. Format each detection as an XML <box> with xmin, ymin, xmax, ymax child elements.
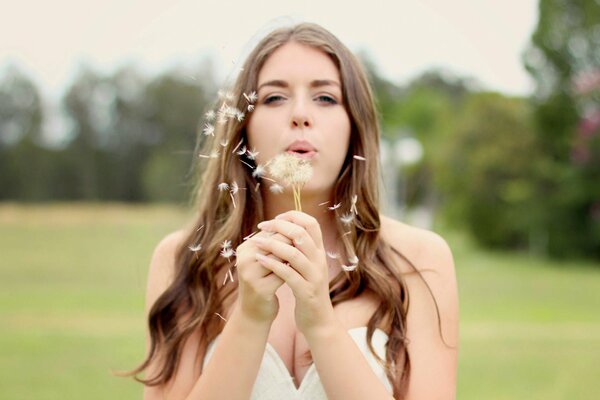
<box><xmin>247</xmin><ymin>91</ymin><xmax>258</xmax><ymax>103</ymax></box>
<box><xmin>220</xmin><ymin>248</ymin><xmax>236</xmax><ymax>259</ymax></box>
<box><xmin>266</xmin><ymin>153</ymin><xmax>313</xmax><ymax>186</ymax></box>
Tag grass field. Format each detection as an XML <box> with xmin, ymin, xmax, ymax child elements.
<box><xmin>0</xmin><ymin>203</ymin><xmax>598</xmax><ymax>399</ymax></box>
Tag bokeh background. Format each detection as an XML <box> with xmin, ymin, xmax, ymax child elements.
<box><xmin>1</xmin><ymin>0</ymin><xmax>599</xmax><ymax>398</ymax></box>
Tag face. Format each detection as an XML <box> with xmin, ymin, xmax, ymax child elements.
<box><xmin>246</xmin><ymin>41</ymin><xmax>351</xmax><ymax>196</ymax></box>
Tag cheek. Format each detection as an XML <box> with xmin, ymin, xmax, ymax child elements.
<box><xmin>246</xmin><ymin>113</ymin><xmax>277</xmax><ymax>165</ymax></box>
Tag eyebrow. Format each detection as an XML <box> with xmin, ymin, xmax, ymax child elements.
<box><xmin>256</xmin><ymin>79</ymin><xmax>341</xmax><ymax>92</ymax></box>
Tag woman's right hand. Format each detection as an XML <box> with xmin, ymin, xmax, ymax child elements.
<box><xmin>234</xmin><ymin>231</ymin><xmax>290</xmax><ymax>324</ymax></box>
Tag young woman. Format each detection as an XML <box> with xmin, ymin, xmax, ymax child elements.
<box><xmin>122</xmin><ymin>22</ymin><xmax>459</xmax><ymax>400</ymax></box>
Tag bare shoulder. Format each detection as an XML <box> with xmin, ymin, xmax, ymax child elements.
<box><xmin>145</xmin><ymin>229</ymin><xmax>188</xmax><ymax>314</ymax></box>
<box><xmin>379</xmin><ymin>215</ymin><xmax>454</xmax><ymax>276</ymax></box>
<box><xmin>380</xmin><ymin>215</ymin><xmax>459</xmax><ymax>398</ymax></box>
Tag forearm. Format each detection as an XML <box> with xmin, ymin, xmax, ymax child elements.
<box><xmin>184</xmin><ymin>304</ymin><xmax>270</xmax><ymax>400</ymax></box>
<box><xmin>306</xmin><ymin>322</ymin><xmax>395</xmax><ymax>400</ymax></box>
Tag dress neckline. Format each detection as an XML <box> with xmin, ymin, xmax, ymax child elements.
<box><xmin>206</xmin><ymin>326</ymin><xmax>389</xmax><ymax>394</ymax></box>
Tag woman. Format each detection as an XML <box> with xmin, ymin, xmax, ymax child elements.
<box><xmin>122</xmin><ymin>22</ymin><xmax>458</xmax><ymax>400</ymax></box>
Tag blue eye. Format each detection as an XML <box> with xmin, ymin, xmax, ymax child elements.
<box><xmin>317</xmin><ymin>95</ymin><xmax>337</xmax><ymax>104</ymax></box>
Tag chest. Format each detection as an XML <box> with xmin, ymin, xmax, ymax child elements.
<box><xmin>267</xmin><ymin>282</ymin><xmax>383</xmax><ymax>389</ymax></box>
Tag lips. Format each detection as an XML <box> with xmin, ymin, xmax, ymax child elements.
<box><xmin>286</xmin><ymin>140</ymin><xmax>317</xmax><ymax>158</ymax></box>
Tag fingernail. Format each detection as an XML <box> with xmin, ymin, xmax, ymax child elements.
<box><xmin>257</xmin><ymin>221</ymin><xmax>267</xmax><ymax>229</ymax></box>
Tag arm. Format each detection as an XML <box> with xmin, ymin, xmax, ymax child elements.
<box><xmin>304</xmin><ymin>323</ymin><xmax>395</xmax><ymax>400</ymax></box>
<box><xmin>142</xmin><ymin>232</ymin><xmax>272</xmax><ymax>400</ymax></box>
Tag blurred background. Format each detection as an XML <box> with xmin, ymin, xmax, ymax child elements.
<box><xmin>0</xmin><ymin>0</ymin><xmax>598</xmax><ymax>398</ymax></box>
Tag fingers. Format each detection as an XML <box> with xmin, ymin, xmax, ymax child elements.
<box><xmin>256</xmin><ymin>218</ymin><xmax>318</xmax><ymax>260</ymax></box>
<box><xmin>273</xmin><ymin>211</ymin><xmax>324</xmax><ymax>250</ymax></box>
<box><xmin>252</xmin><ymin>235</ymin><xmax>313</xmax><ymax>281</ymax></box>
<box><xmin>255</xmin><ymin>252</ymin><xmax>303</xmax><ymax>293</ymax></box>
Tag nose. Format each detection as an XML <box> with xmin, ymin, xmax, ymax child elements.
<box><xmin>290</xmin><ymin>99</ymin><xmax>312</xmax><ymax>128</ymax></box>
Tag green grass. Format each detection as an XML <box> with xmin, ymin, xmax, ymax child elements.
<box><xmin>1</xmin><ymin>203</ymin><xmax>598</xmax><ymax>399</ymax></box>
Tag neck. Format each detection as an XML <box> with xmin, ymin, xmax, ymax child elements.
<box><xmin>260</xmin><ymin>187</ymin><xmax>340</xmax><ymax>251</ymax></box>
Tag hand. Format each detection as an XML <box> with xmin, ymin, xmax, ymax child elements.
<box><xmin>252</xmin><ymin>211</ymin><xmax>338</xmax><ymax>338</ymax></box>
<box><xmin>234</xmin><ymin>230</ymin><xmax>291</xmax><ymax>325</ymax></box>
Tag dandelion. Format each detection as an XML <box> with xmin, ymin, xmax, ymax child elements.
<box><xmin>269</xmin><ymin>183</ymin><xmax>284</xmax><ymax>194</ymax></box>
<box><xmin>340</xmin><ymin>213</ymin><xmax>354</xmax><ymax>225</ymax></box>
<box><xmin>218</xmin><ymin>182</ymin><xmax>229</xmax><ymax>191</ymax></box>
<box><xmin>353</xmin><ymin>155</ymin><xmax>366</xmax><ymax>161</ymax></box>
<box><xmin>205</xmin><ymin>110</ymin><xmax>216</xmax><ymax>121</ymax></box>
<box><xmin>246</xmin><ymin>147</ymin><xmax>259</xmax><ymax>160</ymax></box>
<box><xmin>203</xmin><ymin>123</ymin><xmax>215</xmax><ymax>136</ymax></box>
<box><xmin>247</xmin><ymin>104</ymin><xmax>255</xmax><ymax>112</ymax></box>
<box><xmin>328</xmin><ymin>202</ymin><xmax>342</xmax><ymax>210</ymax></box>
<box><xmin>266</xmin><ymin>153</ymin><xmax>313</xmax><ymax>211</ymax></box>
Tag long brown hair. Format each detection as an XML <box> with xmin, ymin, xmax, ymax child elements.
<box><xmin>117</xmin><ymin>22</ymin><xmax>452</xmax><ymax>399</ymax></box>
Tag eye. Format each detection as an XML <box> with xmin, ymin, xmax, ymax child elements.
<box><xmin>316</xmin><ymin>95</ymin><xmax>337</xmax><ymax>105</ymax></box>
<box><xmin>264</xmin><ymin>95</ymin><xmax>285</xmax><ymax>104</ymax></box>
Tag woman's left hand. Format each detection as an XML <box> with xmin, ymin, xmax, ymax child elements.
<box><xmin>252</xmin><ymin>210</ymin><xmax>338</xmax><ymax>339</ymax></box>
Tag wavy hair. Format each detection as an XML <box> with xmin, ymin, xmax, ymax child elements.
<box><xmin>117</xmin><ymin>22</ymin><xmax>452</xmax><ymax>399</ymax></box>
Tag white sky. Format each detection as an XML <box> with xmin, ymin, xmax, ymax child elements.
<box><xmin>1</xmin><ymin>0</ymin><xmax>539</xmax><ymax>101</ymax></box>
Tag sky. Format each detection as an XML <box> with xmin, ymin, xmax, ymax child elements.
<box><xmin>1</xmin><ymin>0</ymin><xmax>539</xmax><ymax>101</ymax></box>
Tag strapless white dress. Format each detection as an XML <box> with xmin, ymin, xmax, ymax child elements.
<box><xmin>202</xmin><ymin>326</ymin><xmax>393</xmax><ymax>400</ymax></box>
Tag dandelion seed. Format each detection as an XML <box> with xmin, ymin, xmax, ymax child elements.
<box><xmin>243</xmin><ymin>231</ymin><xmax>258</xmax><ymax>241</ymax></box>
<box><xmin>350</xmin><ymin>194</ymin><xmax>358</xmax><ymax>215</ymax></box>
<box><xmin>255</xmin><ymin>182</ymin><xmax>261</xmax><ymax>192</ymax></box>
<box><xmin>353</xmin><ymin>155</ymin><xmax>366</xmax><ymax>161</ymax></box>
<box><xmin>225</xmin><ymin>92</ymin><xmax>235</xmax><ymax>101</ymax></box>
<box><xmin>221</xmin><ymin>240</ymin><xmax>232</xmax><ymax>250</ymax></box>
<box><xmin>246</xmin><ymin>147</ymin><xmax>259</xmax><ymax>160</ymax></box>
<box><xmin>240</xmin><ymin>159</ymin><xmax>254</xmax><ymax>169</ymax></box>
<box><xmin>188</xmin><ymin>243</ymin><xmax>202</xmax><ymax>252</ymax></box>
<box><xmin>220</xmin><ymin>247</ymin><xmax>236</xmax><ymax>260</ymax></box>
<box><xmin>218</xmin><ymin>182</ymin><xmax>229</xmax><ymax>191</ymax></box>
<box><xmin>252</xmin><ymin>164</ymin><xmax>266</xmax><ymax>178</ymax></box>
<box><xmin>244</xmin><ymin>91</ymin><xmax>258</xmax><ymax>103</ymax></box>
<box><xmin>205</xmin><ymin>110</ymin><xmax>216</xmax><ymax>121</ymax></box>
<box><xmin>326</xmin><ymin>251</ymin><xmax>339</xmax><ymax>259</ymax></box>
<box><xmin>341</xmin><ymin>263</ymin><xmax>358</xmax><ymax>272</ymax></box>
<box><xmin>217</xmin><ymin>89</ymin><xmax>225</xmax><ymax>98</ymax></box>
<box><xmin>269</xmin><ymin>183</ymin><xmax>284</xmax><ymax>194</ymax></box>
<box><xmin>232</xmin><ymin>138</ymin><xmax>244</xmax><ymax>154</ymax></box>
<box><xmin>328</xmin><ymin>202</ymin><xmax>342</xmax><ymax>210</ymax></box>
<box><xmin>230</xmin><ymin>181</ymin><xmax>239</xmax><ymax>195</ymax></box>
<box><xmin>340</xmin><ymin>213</ymin><xmax>354</xmax><ymax>225</ymax></box>
<box><xmin>222</xmin><ymin>267</ymin><xmax>234</xmax><ymax>286</ymax></box>
<box><xmin>203</xmin><ymin>123</ymin><xmax>215</xmax><ymax>136</ymax></box>
<box><xmin>237</xmin><ymin>145</ymin><xmax>247</xmax><ymax>156</ymax></box>
<box><xmin>349</xmin><ymin>255</ymin><xmax>359</xmax><ymax>265</ymax></box>
<box><xmin>229</xmin><ymin>192</ymin><xmax>237</xmax><ymax>208</ymax></box>
<box><xmin>198</xmin><ymin>153</ymin><xmax>211</xmax><ymax>159</ymax></box>
<box><xmin>247</xmin><ymin>104</ymin><xmax>255</xmax><ymax>112</ymax></box>
<box><xmin>215</xmin><ymin>312</ymin><xmax>227</xmax><ymax>322</ymax></box>
<box><xmin>236</xmin><ymin>111</ymin><xmax>245</xmax><ymax>122</ymax></box>
<box><xmin>210</xmin><ymin>150</ymin><xmax>220</xmax><ymax>158</ymax></box>
<box><xmin>318</xmin><ymin>201</ymin><xmax>330</xmax><ymax>206</ymax></box>
<box><xmin>196</xmin><ymin>224</ymin><xmax>205</xmax><ymax>232</ymax></box>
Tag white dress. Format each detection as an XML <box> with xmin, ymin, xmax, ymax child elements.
<box><xmin>202</xmin><ymin>326</ymin><xmax>393</xmax><ymax>400</ymax></box>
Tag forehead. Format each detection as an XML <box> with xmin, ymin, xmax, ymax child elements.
<box><xmin>257</xmin><ymin>41</ymin><xmax>341</xmax><ymax>86</ymax></box>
